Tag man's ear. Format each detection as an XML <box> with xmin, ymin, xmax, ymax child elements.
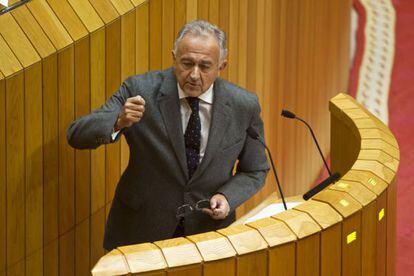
<box><xmin>171</xmin><ymin>50</ymin><xmax>177</xmax><ymax>62</ymax></box>
<box><xmin>219</xmin><ymin>59</ymin><xmax>228</xmax><ymax>71</ymax></box>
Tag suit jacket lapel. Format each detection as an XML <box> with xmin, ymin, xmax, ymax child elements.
<box><xmin>189</xmin><ymin>78</ymin><xmax>231</xmax><ymax>183</ymax></box>
<box><xmin>158</xmin><ymin>69</ymin><xmax>189</xmax><ymax>181</ymax></box>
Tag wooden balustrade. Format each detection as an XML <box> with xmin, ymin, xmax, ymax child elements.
<box><xmin>92</xmin><ymin>93</ymin><xmax>399</xmax><ymax>275</ymax></box>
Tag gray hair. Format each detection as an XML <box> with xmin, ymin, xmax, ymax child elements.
<box><xmin>174</xmin><ymin>20</ymin><xmax>228</xmax><ymax>61</ymax></box>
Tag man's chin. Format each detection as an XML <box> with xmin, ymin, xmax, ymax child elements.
<box><xmin>183</xmin><ymin>87</ymin><xmax>203</xmax><ymax>97</ymax></box>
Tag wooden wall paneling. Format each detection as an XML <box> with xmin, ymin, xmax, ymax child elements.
<box><xmin>375</xmin><ymin>191</ymin><xmax>387</xmax><ymax>276</ymax></box>
<box><xmin>109</xmin><ymin>0</ymin><xmax>134</xmax><ymax>15</ymax></box>
<box><xmin>360</xmin><ymin>201</ymin><xmax>377</xmax><ymax>276</ymax></box>
<box><xmin>74</xmin><ymin>37</ymin><xmax>91</xmax><ymax>275</ymax></box>
<box><xmin>162</xmin><ymin>0</ymin><xmax>174</xmax><ymax>69</ymax></box>
<box><xmin>26</xmin><ymin>0</ymin><xmax>73</xmax><ymax>50</ymax></box>
<box><xmin>0</xmin><ymin>73</ymin><xmax>5</xmax><ymax>274</ymax></box>
<box><xmin>58</xmin><ymin>45</ymin><xmax>76</xmax><ymax>276</ymax></box>
<box><xmin>280</xmin><ymin>0</ymin><xmax>299</xmax><ymax>196</ymax></box>
<box><xmin>24</xmin><ymin>62</ymin><xmax>44</xmax><ymax>275</ymax></box>
<box><xmin>247</xmin><ymin>218</ymin><xmax>297</xmax><ymax>275</ymax></box>
<box><xmin>88</xmin><ymin>0</ymin><xmax>119</xmax><ymax>25</ymax></box>
<box><xmin>154</xmin><ymin>237</ymin><xmax>203</xmax><ymax>275</ymax></box>
<box><xmin>268</xmin><ymin>242</ymin><xmax>296</xmax><ymax>276</ymax></box>
<box><xmin>90</xmin><ymin>28</ymin><xmax>107</xmax><ymax>267</ymax></box>
<box><xmin>197</xmin><ymin>0</ymin><xmax>209</xmax><ymax>21</ymax></box>
<box><xmin>186</xmin><ymin>232</ymin><xmax>236</xmax><ymax>276</ymax></box>
<box><xmin>135</xmin><ymin>1</ymin><xmax>149</xmax><ymax>75</ymax></box>
<box><xmin>236</xmin><ymin>0</ymin><xmax>247</xmax><ymax>89</ymax></box>
<box><xmin>236</xmin><ymin>0</ymin><xmax>257</xmax><ymax>218</ymax></box>
<box><xmin>208</xmin><ymin>0</ymin><xmax>219</xmax><ymax>28</ymax></box>
<box><xmin>217</xmin><ymin>225</ymin><xmax>268</xmax><ymax>276</ymax></box>
<box><xmin>227</xmin><ymin>0</ymin><xmax>238</xmax><ymax>86</ymax></box>
<box><xmin>338</xmin><ymin>0</ymin><xmax>352</xmax><ymax>91</ymax></box>
<box><xmin>10</xmin><ymin>5</ymin><xmax>56</xmax><ymax>59</ymax></box>
<box><xmin>326</xmin><ymin>0</ymin><xmax>340</xmax><ymax>107</ymax></box>
<box><xmin>386</xmin><ymin>178</ymin><xmax>397</xmax><ymax>276</ymax></box>
<box><xmin>5</xmin><ymin>69</ymin><xmax>25</xmax><ymax>273</ymax></box>
<box><xmin>0</xmin><ymin>14</ymin><xmax>40</xmax><ymax>68</ymax></box>
<box><xmin>312</xmin><ymin>189</ymin><xmax>363</xmax><ymax>276</ymax></box>
<box><xmin>42</xmin><ymin>53</ymin><xmax>59</xmax><ymax>276</ymax></box>
<box><xmin>174</xmin><ymin>0</ymin><xmax>186</xmax><ymax>36</ymax></box>
<box><xmin>186</xmin><ymin>0</ymin><xmax>197</xmax><ymax>22</ymax></box>
<box><xmin>149</xmin><ymin>0</ymin><xmax>162</xmax><ymax>70</ymax></box>
<box><xmin>105</xmin><ymin>18</ymin><xmax>122</xmax><ymax>216</ymax></box>
<box><xmin>45</xmin><ymin>0</ymin><xmax>88</xmax><ymax>42</ymax></box>
<box><xmin>218</xmin><ymin>0</ymin><xmax>229</xmax><ymax>79</ymax></box>
<box><xmin>273</xmin><ymin>210</ymin><xmax>322</xmax><ymax>276</ymax></box>
<box><xmin>296</xmin><ymin>234</ymin><xmax>320</xmax><ymax>276</ymax></box>
<box><xmin>66</xmin><ymin>0</ymin><xmax>104</xmax><ymax>34</ymax></box>
<box><xmin>342</xmin><ymin>212</ymin><xmax>362</xmax><ymax>276</ymax></box>
<box><xmin>120</xmin><ymin>9</ymin><xmax>136</xmax><ymax>173</ymax></box>
<box><xmin>294</xmin><ymin>200</ymin><xmax>343</xmax><ymax>276</ymax></box>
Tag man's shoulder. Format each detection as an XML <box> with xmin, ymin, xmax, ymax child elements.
<box><xmin>217</xmin><ymin>78</ymin><xmax>259</xmax><ymax>106</ymax></box>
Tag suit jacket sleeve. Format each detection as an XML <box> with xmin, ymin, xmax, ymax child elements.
<box><xmin>67</xmin><ymin>79</ymin><xmax>134</xmax><ymax>149</ymax></box>
<box><xmin>216</xmin><ymin>95</ymin><xmax>270</xmax><ymax>211</ymax></box>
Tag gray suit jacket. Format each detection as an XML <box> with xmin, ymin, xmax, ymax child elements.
<box><xmin>67</xmin><ymin>68</ymin><xmax>269</xmax><ymax>250</ymax></box>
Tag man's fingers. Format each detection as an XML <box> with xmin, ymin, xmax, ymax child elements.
<box><xmin>127</xmin><ymin>95</ymin><xmax>145</xmax><ymax>105</ymax></box>
<box><xmin>124</xmin><ymin>102</ymin><xmax>145</xmax><ymax>112</ymax></box>
<box><xmin>209</xmin><ymin>198</ymin><xmax>217</xmax><ymax>209</ymax></box>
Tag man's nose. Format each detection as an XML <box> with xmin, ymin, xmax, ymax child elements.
<box><xmin>190</xmin><ymin>66</ymin><xmax>200</xmax><ymax>80</ymax></box>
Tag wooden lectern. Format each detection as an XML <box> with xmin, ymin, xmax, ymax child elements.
<box><xmin>92</xmin><ymin>93</ymin><xmax>399</xmax><ymax>275</ymax></box>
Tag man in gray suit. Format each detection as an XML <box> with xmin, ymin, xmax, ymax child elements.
<box><xmin>67</xmin><ymin>20</ymin><xmax>269</xmax><ymax>250</ymax></box>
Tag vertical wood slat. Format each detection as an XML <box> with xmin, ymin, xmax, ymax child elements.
<box><xmin>162</xmin><ymin>0</ymin><xmax>174</xmax><ymax>69</ymax></box>
<box><xmin>42</xmin><ymin>54</ymin><xmax>59</xmax><ymax>276</ymax></box>
<box><xmin>58</xmin><ymin>46</ymin><xmax>75</xmax><ymax>276</ymax></box>
<box><xmin>74</xmin><ymin>37</ymin><xmax>91</xmax><ymax>276</ymax></box>
<box><xmin>105</xmin><ymin>19</ymin><xmax>122</xmax><ymax>218</ymax></box>
<box><xmin>120</xmin><ymin>10</ymin><xmax>136</xmax><ymax>173</ymax></box>
<box><xmin>0</xmin><ymin>74</ymin><xmax>6</xmax><ymax>274</ymax></box>
<box><xmin>136</xmin><ymin>1</ymin><xmax>149</xmax><ymax>75</ymax></box>
<box><xmin>150</xmin><ymin>0</ymin><xmax>162</xmax><ymax>70</ymax></box>
<box><xmin>24</xmin><ymin>63</ymin><xmax>43</xmax><ymax>275</ymax></box>
<box><xmin>90</xmin><ymin>28</ymin><xmax>107</xmax><ymax>268</ymax></box>
<box><xmin>6</xmin><ymin>72</ymin><xmax>25</xmax><ymax>274</ymax></box>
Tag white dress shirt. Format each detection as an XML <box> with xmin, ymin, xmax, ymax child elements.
<box><xmin>112</xmin><ymin>84</ymin><xmax>214</xmax><ymax>164</ymax></box>
<box><xmin>178</xmin><ymin>83</ymin><xmax>213</xmax><ymax>163</ymax></box>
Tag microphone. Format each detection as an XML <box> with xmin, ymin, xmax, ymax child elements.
<box><xmin>246</xmin><ymin>127</ymin><xmax>287</xmax><ymax>210</ymax></box>
<box><xmin>303</xmin><ymin>172</ymin><xmax>340</xmax><ymax>200</ymax></box>
<box><xmin>281</xmin><ymin>109</ymin><xmax>332</xmax><ymax>176</ymax></box>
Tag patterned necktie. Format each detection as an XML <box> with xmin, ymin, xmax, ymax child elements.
<box><xmin>184</xmin><ymin>97</ymin><xmax>201</xmax><ymax>179</ymax></box>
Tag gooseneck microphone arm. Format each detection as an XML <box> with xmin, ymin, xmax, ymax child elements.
<box><xmin>246</xmin><ymin>127</ymin><xmax>287</xmax><ymax>210</ymax></box>
<box><xmin>281</xmin><ymin>110</ymin><xmax>332</xmax><ymax>176</ymax></box>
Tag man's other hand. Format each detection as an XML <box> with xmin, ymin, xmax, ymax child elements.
<box><xmin>202</xmin><ymin>194</ymin><xmax>230</xmax><ymax>220</ymax></box>
<box><xmin>115</xmin><ymin>95</ymin><xmax>146</xmax><ymax>131</ymax></box>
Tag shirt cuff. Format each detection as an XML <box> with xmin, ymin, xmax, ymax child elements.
<box><xmin>111</xmin><ymin>129</ymin><xmax>121</xmax><ymax>141</ymax></box>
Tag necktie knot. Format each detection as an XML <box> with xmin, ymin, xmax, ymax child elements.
<box><xmin>186</xmin><ymin>97</ymin><xmax>199</xmax><ymax>112</ymax></box>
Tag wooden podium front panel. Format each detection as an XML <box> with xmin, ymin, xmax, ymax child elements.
<box><xmin>361</xmin><ymin>201</ymin><xmax>377</xmax><ymax>276</ymax></box>
<box><xmin>342</xmin><ymin>212</ymin><xmax>362</xmax><ymax>276</ymax></box>
<box><xmin>203</xmin><ymin>258</ymin><xmax>236</xmax><ymax>276</ymax></box>
<box><xmin>296</xmin><ymin>234</ymin><xmax>320</xmax><ymax>276</ymax></box>
<box><xmin>321</xmin><ymin>225</ymin><xmax>341</xmax><ymax>276</ymax></box>
<box><xmin>386</xmin><ymin>178</ymin><xmax>397</xmax><ymax>276</ymax></box>
<box><xmin>376</xmin><ymin>192</ymin><xmax>387</xmax><ymax>276</ymax></box>
<box><xmin>268</xmin><ymin>242</ymin><xmax>296</xmax><ymax>276</ymax></box>
<box><xmin>237</xmin><ymin>250</ymin><xmax>267</xmax><ymax>276</ymax></box>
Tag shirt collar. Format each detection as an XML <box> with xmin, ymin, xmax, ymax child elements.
<box><xmin>177</xmin><ymin>83</ymin><xmax>214</xmax><ymax>104</ymax></box>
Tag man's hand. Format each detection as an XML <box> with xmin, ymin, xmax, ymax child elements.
<box><xmin>202</xmin><ymin>194</ymin><xmax>230</xmax><ymax>220</ymax></box>
<box><xmin>115</xmin><ymin>95</ymin><xmax>145</xmax><ymax>131</ymax></box>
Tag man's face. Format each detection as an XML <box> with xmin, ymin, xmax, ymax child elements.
<box><xmin>173</xmin><ymin>34</ymin><xmax>227</xmax><ymax>97</ymax></box>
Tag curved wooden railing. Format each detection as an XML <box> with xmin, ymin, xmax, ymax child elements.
<box><xmin>92</xmin><ymin>93</ymin><xmax>399</xmax><ymax>275</ymax></box>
